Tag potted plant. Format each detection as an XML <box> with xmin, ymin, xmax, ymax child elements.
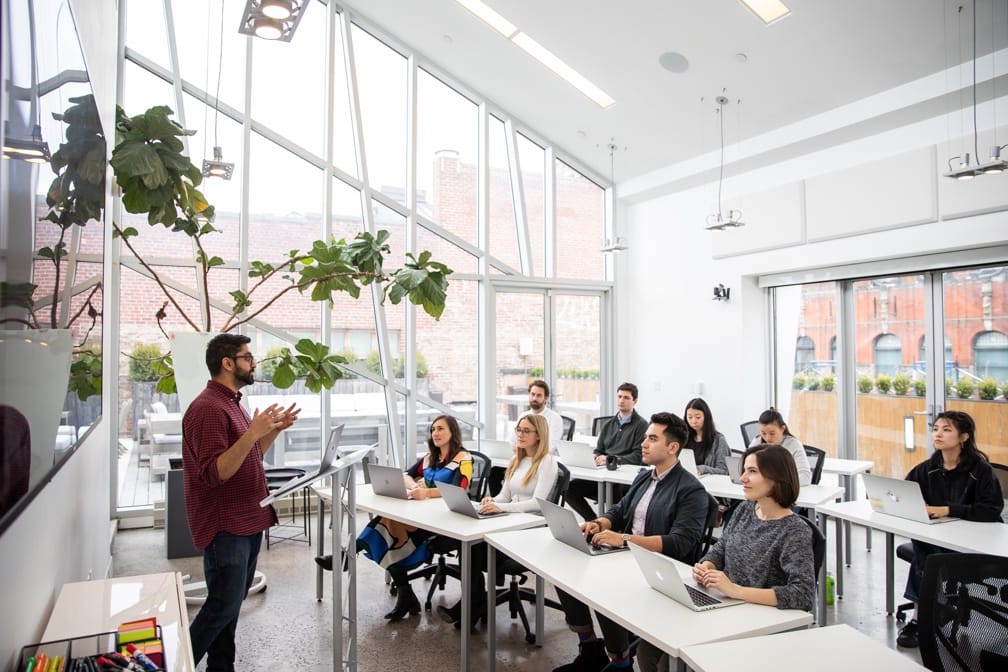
<box><xmin>856</xmin><ymin>375</ymin><xmax>874</xmax><ymax>394</ymax></box>
<box><xmin>913</xmin><ymin>378</ymin><xmax>926</xmax><ymax>396</ymax></box>
<box><xmin>977</xmin><ymin>377</ymin><xmax>998</xmax><ymax>401</ymax></box>
<box><xmin>109</xmin><ymin>105</ymin><xmax>452</xmax><ymax>398</ymax></box>
<box><xmin>892</xmin><ymin>374</ymin><xmax>910</xmax><ymax>396</ymax></box>
<box><xmin>954</xmin><ymin>378</ymin><xmax>975</xmax><ymax>400</ymax></box>
<box><xmin>875</xmin><ymin>374</ymin><xmax>892</xmax><ymax>394</ymax></box>
<box><xmin>821</xmin><ymin>374</ymin><xmax>836</xmax><ymax>392</ymax></box>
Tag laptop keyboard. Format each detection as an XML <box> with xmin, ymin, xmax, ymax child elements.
<box><xmin>685</xmin><ymin>584</ymin><xmax>721</xmax><ymax>608</ymax></box>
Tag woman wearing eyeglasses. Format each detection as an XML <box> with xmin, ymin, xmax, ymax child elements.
<box><xmin>437</xmin><ymin>413</ymin><xmax>559</xmax><ymax>630</ymax></box>
<box><xmin>316</xmin><ymin>414</ymin><xmax>473</xmax><ymax>623</ymax></box>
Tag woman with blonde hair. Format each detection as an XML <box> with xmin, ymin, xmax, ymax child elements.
<box><xmin>437</xmin><ymin>413</ymin><xmax>559</xmax><ymax>628</ymax></box>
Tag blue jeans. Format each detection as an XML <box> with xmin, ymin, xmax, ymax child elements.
<box><xmin>189</xmin><ymin>531</ymin><xmax>262</xmax><ymax>672</ymax></box>
<box><xmin>903</xmin><ymin>539</ymin><xmax>951</xmax><ymax>604</ymax></box>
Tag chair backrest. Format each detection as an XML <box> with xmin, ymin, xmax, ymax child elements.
<box><xmin>591</xmin><ymin>415</ymin><xmax>614</xmax><ymax>437</ymax></box>
<box><xmin>547</xmin><ymin>462</ymin><xmax>571</xmax><ymax>506</ymax></box>
<box><xmin>992</xmin><ymin>463</ymin><xmax>1008</xmax><ymax>523</ymax></box>
<box><xmin>149</xmin><ymin>401</ymin><xmax>168</xmax><ymax>415</ymax></box>
<box><xmin>797</xmin><ymin>514</ymin><xmax>827</xmax><ymax>576</ymax></box>
<box><xmin>466</xmin><ymin>450</ymin><xmax>492</xmax><ymax>500</ymax></box>
<box><xmin>803</xmin><ymin>444</ymin><xmax>826</xmax><ymax>485</ymax></box>
<box><xmin>692</xmin><ymin>494</ymin><xmax>721</xmax><ymax>564</ymax></box>
<box><xmin>740</xmin><ymin>421</ymin><xmax>760</xmax><ymax>449</ymax></box>
<box><xmin>918</xmin><ymin>552</ymin><xmax>1008</xmax><ymax>672</ymax></box>
<box><xmin>560</xmin><ymin>415</ymin><xmax>576</xmax><ymax>440</ymax></box>
<box><xmin>118</xmin><ymin>399</ymin><xmax>134</xmax><ymax>432</ymax></box>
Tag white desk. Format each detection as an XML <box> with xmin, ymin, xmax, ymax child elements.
<box><xmin>822</xmin><ymin>457</ymin><xmax>875</xmax><ymax>560</ymax></box>
<box><xmin>352</xmin><ymin>486</ymin><xmax>543</xmax><ymax>672</ymax></box>
<box><xmin>483</xmin><ymin>527</ymin><xmax>812</xmax><ymax>672</ymax></box>
<box><xmin>41</xmin><ymin>572</ymin><xmax>195</xmax><ymax>672</ymax></box>
<box><xmin>493</xmin><ymin>456</ymin><xmax>641</xmax><ymax>516</ymax></box>
<box><xmin>679</xmin><ymin>623</ymin><xmax>927</xmax><ymax>672</ymax></box>
<box><xmin>816</xmin><ymin>499</ymin><xmax>1008</xmax><ymax>624</ymax></box>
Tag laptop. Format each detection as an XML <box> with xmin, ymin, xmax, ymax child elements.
<box><xmin>678</xmin><ymin>448</ymin><xmax>699</xmax><ymax>477</ymax></box>
<box><xmin>367</xmin><ymin>463</ymin><xmax>412</xmax><ymax>499</ymax></box>
<box><xmin>258</xmin><ymin>425</ymin><xmax>345</xmax><ymax>504</ymax></box>
<box><xmin>725</xmin><ymin>454</ymin><xmax>743</xmax><ymax>484</ymax></box>
<box><xmin>436</xmin><ymin>481</ymin><xmax>508</xmax><ymax>519</ymax></box>
<box><xmin>556</xmin><ymin>440</ymin><xmax>603</xmax><ymax>469</ymax></box>
<box><xmin>474</xmin><ymin>439</ymin><xmax>514</xmax><ymax>461</ymax></box>
<box><xmin>536</xmin><ymin>498</ymin><xmax>628</xmax><ymax>555</ymax></box>
<box><xmin>862</xmin><ymin>473</ymin><xmax>960</xmax><ymax>525</ymax></box>
<box><xmin>628</xmin><ymin>542</ymin><xmax>744</xmax><ymax>611</ymax></box>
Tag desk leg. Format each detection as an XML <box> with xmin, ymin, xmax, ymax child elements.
<box><xmin>864</xmin><ymin>471</ymin><xmax>873</xmax><ymax>552</ymax></box>
<box><xmin>817</xmin><ymin>512</ymin><xmax>827</xmax><ymax>626</ymax></box>
<box><xmin>535</xmin><ymin>574</ymin><xmax>545</xmax><ymax>645</ymax></box>
<box><xmin>596</xmin><ymin>482</ymin><xmax>606</xmax><ymax>516</ymax></box>
<box><xmin>834</xmin><ymin>517</ymin><xmax>844</xmax><ymax>599</ymax></box>
<box><xmin>487</xmin><ymin>549</ymin><xmax>497</xmax><ymax>672</ymax></box>
<box><xmin>461</xmin><ymin>541</ymin><xmax>471</xmax><ymax>672</ymax></box>
<box><xmin>842</xmin><ymin>475</ymin><xmax>853</xmax><ymax>567</ymax></box>
<box><xmin>885</xmin><ymin>531</ymin><xmax>895</xmax><ymax>615</ymax></box>
<box><xmin>315</xmin><ymin>493</ymin><xmax>326</xmax><ymax>602</ymax></box>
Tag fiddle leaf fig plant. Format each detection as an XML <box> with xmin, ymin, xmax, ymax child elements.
<box><xmin>110</xmin><ymin>105</ymin><xmax>453</xmax><ymax>393</ymax></box>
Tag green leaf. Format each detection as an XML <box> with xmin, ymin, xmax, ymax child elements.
<box><xmin>272</xmin><ymin>364</ymin><xmax>295</xmax><ymax>389</ymax></box>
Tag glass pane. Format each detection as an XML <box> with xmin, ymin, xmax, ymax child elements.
<box><xmin>517</xmin><ymin>134</ymin><xmax>545</xmax><ymax>276</ymax></box>
<box><xmin>942</xmin><ymin>266</ymin><xmax>1008</xmax><ymax>466</ymax></box>
<box><xmin>351</xmin><ymin>24</ymin><xmax>406</xmax><ymax>205</ymax></box>
<box><xmin>124</xmin><ymin>0</ymin><xmax>169</xmax><ymax>65</ymax></box>
<box><xmin>554</xmin><ymin>294</ymin><xmax>601</xmax><ymax>434</ymax></box>
<box><xmin>417</xmin><ymin>225</ymin><xmax>478</xmax><ymax>275</ymax></box>
<box><xmin>494</xmin><ymin>292</ymin><xmax>544</xmax><ymax>440</ymax></box>
<box><xmin>417</xmin><ymin>69</ymin><xmax>478</xmax><ymax>246</ymax></box>
<box><xmin>172</xmin><ymin>0</ymin><xmax>247</xmax><ymax>113</ymax></box>
<box><xmin>418</xmin><ymin>280</ymin><xmax>478</xmax><ymax>406</ymax></box>
<box><xmin>121</xmin><ymin>60</ymin><xmax>177</xmax><ymax>124</ymax></box>
<box><xmin>777</xmin><ymin>282</ymin><xmax>840</xmax><ymax>459</ymax></box>
<box><xmin>488</xmin><ymin>116</ymin><xmax>519</xmax><ymax>270</ymax></box>
<box><xmin>555</xmin><ymin>160</ymin><xmax>605</xmax><ymax>281</ymax></box>
<box><xmin>251</xmin><ymin>0</ymin><xmax>326</xmax><ymax>156</ymax></box>
<box><xmin>852</xmin><ymin>276</ymin><xmax>926</xmax><ymax>477</ymax></box>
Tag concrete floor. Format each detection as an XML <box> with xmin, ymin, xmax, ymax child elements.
<box><xmin>111</xmin><ymin>509</ymin><xmax>927</xmax><ymax>671</ymax></box>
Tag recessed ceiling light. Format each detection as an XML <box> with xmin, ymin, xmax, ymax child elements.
<box><xmin>512</xmin><ymin>32</ymin><xmax>615</xmax><ymax>108</ymax></box>
<box><xmin>658</xmin><ymin>51</ymin><xmax>689</xmax><ymax>73</ymax></box>
<box><xmin>455</xmin><ymin>0</ymin><xmax>518</xmax><ymax>38</ymax></box>
<box><xmin>442</xmin><ymin>34</ymin><xmax>454</xmax><ymax>44</ymax></box>
<box><xmin>738</xmin><ymin>0</ymin><xmax>791</xmax><ymax>25</ymax></box>
<box><xmin>735</xmin><ymin>52</ymin><xmax>749</xmax><ymax>63</ymax></box>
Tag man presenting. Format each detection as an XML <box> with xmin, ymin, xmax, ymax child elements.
<box><xmin>183</xmin><ymin>334</ymin><xmax>300</xmax><ymax>671</ymax></box>
<box><xmin>565</xmin><ymin>382</ymin><xmax>647</xmax><ymax>521</ymax></box>
<box><xmin>552</xmin><ymin>412</ymin><xmax>709</xmax><ymax>672</ymax></box>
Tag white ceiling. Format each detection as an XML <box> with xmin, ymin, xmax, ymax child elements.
<box><xmin>336</xmin><ymin>0</ymin><xmax>1000</xmax><ymax>187</ymax></box>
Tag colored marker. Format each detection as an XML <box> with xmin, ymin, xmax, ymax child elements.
<box><xmin>124</xmin><ymin>645</ymin><xmax>159</xmax><ymax>672</ymax></box>
<box><xmin>23</xmin><ymin>656</ymin><xmax>35</xmax><ymax>672</ymax></box>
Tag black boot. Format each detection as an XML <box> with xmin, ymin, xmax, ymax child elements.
<box><xmin>552</xmin><ymin>640</ymin><xmax>608</xmax><ymax>672</ymax></box>
<box><xmin>384</xmin><ymin>582</ymin><xmax>421</xmax><ymax>621</ymax></box>
<box><xmin>314</xmin><ymin>555</ymin><xmax>333</xmax><ymax>571</ymax></box>
<box><xmin>437</xmin><ymin>599</ymin><xmax>485</xmax><ymax>632</ymax></box>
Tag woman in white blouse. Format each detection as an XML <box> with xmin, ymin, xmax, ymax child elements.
<box><xmin>437</xmin><ymin>413</ymin><xmax>559</xmax><ymax>628</ymax></box>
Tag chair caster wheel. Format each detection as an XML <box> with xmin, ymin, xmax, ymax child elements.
<box><xmin>390</xmin><ymin>585</ymin><xmax>398</xmax><ymax>596</ymax></box>
<box><xmin>896</xmin><ymin>613</ymin><xmax>906</xmax><ymax>622</ymax></box>
<box><xmin>424</xmin><ymin>603</ymin><xmax>432</xmax><ymax>612</ymax></box>
<box><xmin>525</xmin><ymin>634</ymin><xmax>536</xmax><ymax>645</ymax></box>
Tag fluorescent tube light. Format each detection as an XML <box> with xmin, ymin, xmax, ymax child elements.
<box><xmin>511</xmin><ymin>32</ymin><xmax>615</xmax><ymax>108</ymax></box>
<box><xmin>455</xmin><ymin>0</ymin><xmax>518</xmax><ymax>38</ymax></box>
<box><xmin>738</xmin><ymin>0</ymin><xmax>791</xmax><ymax>25</ymax></box>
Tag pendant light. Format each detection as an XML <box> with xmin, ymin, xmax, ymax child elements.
<box><xmin>705</xmin><ymin>95</ymin><xmax>744</xmax><ymax>231</ymax></box>
<box><xmin>202</xmin><ymin>0</ymin><xmax>233</xmax><ymax>180</ymax></box>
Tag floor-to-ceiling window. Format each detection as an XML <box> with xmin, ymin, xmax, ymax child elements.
<box><xmin>114</xmin><ymin>0</ymin><xmax>612</xmax><ymax>512</ymax></box>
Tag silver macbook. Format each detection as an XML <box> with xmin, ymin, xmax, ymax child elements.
<box><xmin>725</xmin><ymin>454</ymin><xmax>743</xmax><ymax>484</ymax></box>
<box><xmin>863</xmin><ymin>473</ymin><xmax>960</xmax><ymax>525</ymax></box>
<box><xmin>628</xmin><ymin>542</ymin><xmax>743</xmax><ymax>611</ymax></box>
<box><xmin>436</xmin><ymin>481</ymin><xmax>508</xmax><ymax>519</ymax></box>
<box><xmin>259</xmin><ymin>425</ymin><xmax>346</xmax><ymax>504</ymax></box>
<box><xmin>474</xmin><ymin>439</ymin><xmax>514</xmax><ymax>461</ymax></box>
<box><xmin>678</xmin><ymin>448</ymin><xmax>699</xmax><ymax>477</ymax></box>
<box><xmin>536</xmin><ymin>498</ymin><xmax>628</xmax><ymax>555</ymax></box>
<box><xmin>367</xmin><ymin>463</ymin><xmax>411</xmax><ymax>499</ymax></box>
<box><xmin>556</xmin><ymin>440</ymin><xmax>603</xmax><ymax>469</ymax></box>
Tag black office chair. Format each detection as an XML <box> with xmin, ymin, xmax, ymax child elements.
<box><xmin>405</xmin><ymin>450</ymin><xmax>493</xmax><ymax>609</ymax></box>
<box><xmin>494</xmin><ymin>463</ymin><xmax>571</xmax><ymax>644</ymax></box>
<box><xmin>591</xmin><ymin>415</ymin><xmax>614</xmax><ymax>437</ymax></box>
<box><xmin>692</xmin><ymin>494</ymin><xmax>721</xmax><ymax>564</ymax></box>
<box><xmin>992</xmin><ymin>463</ymin><xmax>1008</xmax><ymax>523</ymax></box>
<box><xmin>918</xmin><ymin>552</ymin><xmax>1008</xmax><ymax>672</ymax></box>
<box><xmin>803</xmin><ymin>445</ymin><xmax>826</xmax><ymax>485</ymax></box>
<box><xmin>263</xmin><ymin>467</ymin><xmax>310</xmax><ymax>548</ymax></box>
<box><xmin>798</xmin><ymin>513</ymin><xmax>827</xmax><ymax>577</ymax></box>
<box><xmin>740</xmin><ymin>421</ymin><xmax>760</xmax><ymax>449</ymax></box>
<box><xmin>560</xmin><ymin>415</ymin><xmax>576</xmax><ymax>440</ymax></box>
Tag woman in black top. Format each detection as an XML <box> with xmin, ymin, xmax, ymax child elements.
<box><xmin>683</xmin><ymin>398</ymin><xmax>730</xmax><ymax>475</ymax></box>
<box><xmin>896</xmin><ymin>410</ymin><xmax>1004</xmax><ymax>648</ymax></box>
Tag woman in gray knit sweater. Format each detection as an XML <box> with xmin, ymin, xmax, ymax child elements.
<box><xmin>693</xmin><ymin>443</ymin><xmax>815</xmax><ymax>609</ymax></box>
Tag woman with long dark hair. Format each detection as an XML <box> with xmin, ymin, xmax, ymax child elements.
<box><xmin>895</xmin><ymin>410</ymin><xmax>1003</xmax><ymax>648</ymax></box>
<box><xmin>683</xmin><ymin>398</ymin><xmax>730</xmax><ymax>476</ymax></box>
<box><xmin>749</xmin><ymin>407</ymin><xmax>812</xmax><ymax>486</ymax></box>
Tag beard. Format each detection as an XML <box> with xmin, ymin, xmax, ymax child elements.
<box><xmin>529</xmin><ymin>399</ymin><xmax>544</xmax><ymax>411</ymax></box>
<box><xmin>236</xmin><ymin>368</ymin><xmax>255</xmax><ymax>387</ymax></box>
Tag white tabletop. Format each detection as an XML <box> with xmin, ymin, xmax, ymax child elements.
<box><xmin>816</xmin><ymin>500</ymin><xmax>1008</xmax><ymax>554</ymax></box>
<box><xmin>483</xmin><ymin>527</ymin><xmax>813</xmax><ymax>659</ymax></box>
<box><xmin>679</xmin><ymin>624</ymin><xmax>926</xmax><ymax>672</ymax></box>
<box><xmin>821</xmin><ymin>457</ymin><xmax>874</xmax><ymax>477</ymax></box>
<box><xmin>700</xmin><ymin>475</ymin><xmax>844</xmax><ymax>509</ymax></box>
<box><xmin>42</xmin><ymin>572</ymin><xmax>195</xmax><ymax>672</ymax></box>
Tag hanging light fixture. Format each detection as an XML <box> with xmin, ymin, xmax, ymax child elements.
<box><xmin>2</xmin><ymin>0</ymin><xmax>49</xmax><ymax>163</ymax></box>
<box><xmin>601</xmin><ymin>139</ymin><xmax>628</xmax><ymax>253</ymax></box>
<box><xmin>705</xmin><ymin>94</ymin><xmax>745</xmax><ymax>231</ymax></box>
<box><xmin>203</xmin><ymin>1</ymin><xmax>233</xmax><ymax>180</ymax></box>
<box><xmin>944</xmin><ymin>0</ymin><xmax>1007</xmax><ymax>180</ymax></box>
<box><xmin>238</xmin><ymin>0</ymin><xmax>308</xmax><ymax>42</ymax></box>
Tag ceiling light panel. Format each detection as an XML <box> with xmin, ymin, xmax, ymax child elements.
<box><xmin>455</xmin><ymin>0</ymin><xmax>518</xmax><ymax>38</ymax></box>
<box><xmin>511</xmin><ymin>32</ymin><xmax>615</xmax><ymax>108</ymax></box>
<box><xmin>739</xmin><ymin>0</ymin><xmax>791</xmax><ymax>25</ymax></box>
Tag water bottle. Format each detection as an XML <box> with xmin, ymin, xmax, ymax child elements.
<box><xmin>825</xmin><ymin>573</ymin><xmax>835</xmax><ymax>606</ymax></box>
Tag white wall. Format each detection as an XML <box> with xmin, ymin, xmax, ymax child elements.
<box><xmin>618</xmin><ymin>105</ymin><xmax>1008</xmax><ymax>449</ymax></box>
<box><xmin>0</xmin><ymin>1</ymin><xmax>118</xmax><ymax>667</ymax></box>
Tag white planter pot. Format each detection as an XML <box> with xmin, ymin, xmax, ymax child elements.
<box><xmin>169</xmin><ymin>331</ymin><xmax>215</xmax><ymax>415</ymax></box>
<box><xmin>0</xmin><ymin>329</ymin><xmax>74</xmax><ymax>494</ymax></box>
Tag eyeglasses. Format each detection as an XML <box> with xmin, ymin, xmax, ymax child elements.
<box><xmin>231</xmin><ymin>353</ymin><xmax>255</xmax><ymax>363</ymax></box>
<box><xmin>515</xmin><ymin>427</ymin><xmax>537</xmax><ymax>436</ymax></box>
